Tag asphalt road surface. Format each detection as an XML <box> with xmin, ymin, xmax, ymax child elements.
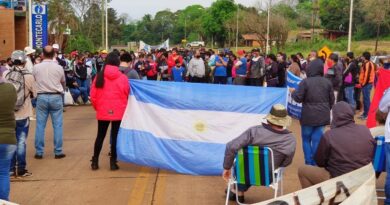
<box><xmin>9</xmin><ymin>106</ymin><xmax>385</xmax><ymax>205</ymax></box>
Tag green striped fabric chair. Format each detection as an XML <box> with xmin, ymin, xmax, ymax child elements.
<box><xmin>225</xmin><ymin>146</ymin><xmax>284</xmax><ymax>205</ymax></box>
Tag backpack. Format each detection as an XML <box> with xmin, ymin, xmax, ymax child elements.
<box><xmin>5</xmin><ymin>67</ymin><xmax>30</xmax><ymax>111</ymax></box>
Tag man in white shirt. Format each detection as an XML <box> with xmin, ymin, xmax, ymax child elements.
<box><xmin>33</xmin><ymin>45</ymin><xmax>66</xmax><ymax>160</ymax></box>
<box><xmin>24</xmin><ymin>47</ymin><xmax>36</xmax><ymax>73</ymax></box>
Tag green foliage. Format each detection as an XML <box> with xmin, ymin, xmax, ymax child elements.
<box><xmin>275</xmin><ymin>38</ymin><xmax>348</xmax><ymax>56</ymax></box>
<box><xmin>202</xmin><ymin>0</ymin><xmax>237</xmax><ymax>46</ymax></box>
<box><xmin>65</xmin><ymin>35</ymin><xmax>95</xmax><ymax>53</ymax></box>
<box><xmin>319</xmin><ymin>0</ymin><xmax>350</xmax><ymax>31</ymax></box>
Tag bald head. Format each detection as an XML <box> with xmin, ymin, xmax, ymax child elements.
<box><xmin>43</xmin><ymin>45</ymin><xmax>55</xmax><ymax>59</ymax></box>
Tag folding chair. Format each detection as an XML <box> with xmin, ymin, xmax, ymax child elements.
<box><xmin>225</xmin><ymin>146</ymin><xmax>284</xmax><ymax>205</ymax></box>
<box><xmin>373</xmin><ymin>136</ymin><xmax>386</xmax><ymax>200</ymax></box>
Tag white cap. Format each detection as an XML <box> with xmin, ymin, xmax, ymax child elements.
<box><xmin>24</xmin><ymin>46</ymin><xmax>36</xmax><ymax>55</ymax></box>
<box><xmin>52</xmin><ymin>44</ymin><xmax>60</xmax><ymax>49</ymax></box>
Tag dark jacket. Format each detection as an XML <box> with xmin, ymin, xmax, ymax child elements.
<box><xmin>223</xmin><ymin>123</ymin><xmax>296</xmax><ymax>170</ymax></box>
<box><xmin>75</xmin><ymin>63</ymin><xmax>87</xmax><ymax>80</ymax></box>
<box><xmin>277</xmin><ymin>61</ymin><xmax>287</xmax><ymax>87</ymax></box>
<box><xmin>343</xmin><ymin>60</ymin><xmax>359</xmax><ymax>87</ymax></box>
<box><xmin>292</xmin><ymin>58</ymin><xmax>334</xmax><ymax>126</ymax></box>
<box><xmin>315</xmin><ymin>102</ymin><xmax>375</xmax><ymax>178</ymax></box>
<box><xmin>0</xmin><ymin>83</ymin><xmax>17</xmax><ymax>145</ymax></box>
<box><xmin>326</xmin><ymin>63</ymin><xmax>342</xmax><ymax>91</ymax></box>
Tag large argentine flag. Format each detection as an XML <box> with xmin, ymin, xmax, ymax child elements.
<box><xmin>117</xmin><ymin>80</ymin><xmax>287</xmax><ymax>176</ymax></box>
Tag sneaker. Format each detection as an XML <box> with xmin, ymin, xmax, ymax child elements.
<box><xmin>34</xmin><ymin>154</ymin><xmax>43</xmax><ymax>159</ymax></box>
<box><xmin>9</xmin><ymin>171</ymin><xmax>16</xmax><ymax>178</ymax></box>
<box><xmin>18</xmin><ymin>170</ymin><xmax>32</xmax><ymax>177</ymax></box>
<box><xmin>55</xmin><ymin>153</ymin><xmax>66</xmax><ymax>159</ymax></box>
<box><xmin>358</xmin><ymin>115</ymin><xmax>367</xmax><ymax>120</ymax></box>
<box><xmin>84</xmin><ymin>100</ymin><xmax>91</xmax><ymax>105</ymax></box>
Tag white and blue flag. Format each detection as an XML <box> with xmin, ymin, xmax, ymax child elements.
<box><xmin>117</xmin><ymin>80</ymin><xmax>287</xmax><ymax>176</ymax></box>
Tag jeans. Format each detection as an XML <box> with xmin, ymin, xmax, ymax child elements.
<box><xmin>344</xmin><ymin>86</ymin><xmax>356</xmax><ymax>109</ymax></box>
<box><xmin>35</xmin><ymin>94</ymin><xmax>64</xmax><ymax>156</ymax></box>
<box><xmin>69</xmin><ymin>87</ymin><xmax>89</xmax><ymax>103</ymax></box>
<box><xmin>213</xmin><ymin>76</ymin><xmax>227</xmax><ymax>84</ymax></box>
<box><xmin>385</xmin><ymin>143</ymin><xmax>390</xmax><ymax>204</ymax></box>
<box><xmin>0</xmin><ymin>144</ymin><xmax>16</xmax><ymax>201</ymax></box>
<box><xmin>362</xmin><ymin>83</ymin><xmax>372</xmax><ymax>117</ymax></box>
<box><xmin>77</xmin><ymin>78</ymin><xmax>90</xmax><ymax>96</ymax></box>
<box><xmin>301</xmin><ymin>125</ymin><xmax>325</xmax><ymax>165</ymax></box>
<box><xmin>227</xmin><ymin>77</ymin><xmax>233</xmax><ymax>85</ymax></box>
<box><xmin>10</xmin><ymin>118</ymin><xmax>29</xmax><ymax>173</ymax></box>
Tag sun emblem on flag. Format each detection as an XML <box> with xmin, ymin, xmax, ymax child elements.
<box><xmin>194</xmin><ymin>121</ymin><xmax>206</xmax><ymax>132</ymax></box>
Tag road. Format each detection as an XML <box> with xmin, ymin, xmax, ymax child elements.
<box><xmin>9</xmin><ymin>105</ymin><xmax>385</xmax><ymax>205</ymax></box>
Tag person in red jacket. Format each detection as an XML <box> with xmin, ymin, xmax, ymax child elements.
<box><xmin>167</xmin><ymin>48</ymin><xmax>183</xmax><ymax>79</ymax></box>
<box><xmin>90</xmin><ymin>52</ymin><xmax>130</xmax><ymax>171</ymax></box>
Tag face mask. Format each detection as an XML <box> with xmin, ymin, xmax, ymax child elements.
<box><xmin>310</xmin><ymin>57</ymin><xmax>316</xmax><ymax>61</ymax></box>
<box><xmin>196</xmin><ymin>55</ymin><xmax>201</xmax><ymax>58</ymax></box>
<box><xmin>384</xmin><ymin>63</ymin><xmax>390</xmax><ymax>69</ymax></box>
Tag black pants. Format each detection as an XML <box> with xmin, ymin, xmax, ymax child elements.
<box><xmin>190</xmin><ymin>76</ymin><xmax>205</xmax><ymax>83</ymax></box>
<box><xmin>93</xmin><ymin>120</ymin><xmax>121</xmax><ymax>160</ymax></box>
<box><xmin>354</xmin><ymin>87</ymin><xmax>362</xmax><ymax>110</ymax></box>
<box><xmin>147</xmin><ymin>76</ymin><xmax>157</xmax><ymax>81</ymax></box>
<box><xmin>249</xmin><ymin>77</ymin><xmax>263</xmax><ymax>86</ymax></box>
<box><xmin>213</xmin><ymin>76</ymin><xmax>227</xmax><ymax>84</ymax></box>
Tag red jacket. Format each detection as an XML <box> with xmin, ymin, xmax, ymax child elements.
<box><xmin>167</xmin><ymin>55</ymin><xmax>183</xmax><ymax>75</ymax></box>
<box><xmin>90</xmin><ymin>65</ymin><xmax>130</xmax><ymax>121</ymax></box>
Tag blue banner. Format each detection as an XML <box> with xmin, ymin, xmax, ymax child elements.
<box><xmin>32</xmin><ymin>4</ymin><xmax>48</xmax><ymax>49</ymax></box>
<box><xmin>287</xmin><ymin>71</ymin><xmax>302</xmax><ymax>119</ymax></box>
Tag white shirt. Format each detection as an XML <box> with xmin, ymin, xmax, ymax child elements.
<box><xmin>33</xmin><ymin>59</ymin><xmax>65</xmax><ymax>94</ymax></box>
<box><xmin>379</xmin><ymin>88</ymin><xmax>390</xmax><ymax>142</ymax></box>
<box><xmin>25</xmin><ymin>57</ymin><xmax>34</xmax><ymax>73</ymax></box>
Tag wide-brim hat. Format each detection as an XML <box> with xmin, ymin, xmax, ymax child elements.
<box><xmin>265</xmin><ymin>104</ymin><xmax>291</xmax><ymax>127</ymax></box>
<box><xmin>24</xmin><ymin>47</ymin><xmax>36</xmax><ymax>55</ymax></box>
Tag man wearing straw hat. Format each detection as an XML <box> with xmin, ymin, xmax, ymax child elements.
<box><xmin>24</xmin><ymin>46</ymin><xmax>36</xmax><ymax>73</ymax></box>
<box><xmin>222</xmin><ymin>104</ymin><xmax>296</xmax><ymax>203</ymax></box>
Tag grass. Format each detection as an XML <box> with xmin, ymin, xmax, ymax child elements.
<box><xmin>275</xmin><ymin>38</ymin><xmax>390</xmax><ymax>56</ymax></box>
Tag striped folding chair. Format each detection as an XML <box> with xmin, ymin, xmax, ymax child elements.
<box><xmin>373</xmin><ymin>136</ymin><xmax>386</xmax><ymax>200</ymax></box>
<box><xmin>225</xmin><ymin>146</ymin><xmax>284</xmax><ymax>205</ymax></box>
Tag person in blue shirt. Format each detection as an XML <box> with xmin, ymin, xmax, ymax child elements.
<box><xmin>172</xmin><ymin>60</ymin><xmax>185</xmax><ymax>82</ymax></box>
<box><xmin>234</xmin><ymin>50</ymin><xmax>248</xmax><ymax>85</ymax></box>
<box><xmin>213</xmin><ymin>50</ymin><xmax>228</xmax><ymax>84</ymax></box>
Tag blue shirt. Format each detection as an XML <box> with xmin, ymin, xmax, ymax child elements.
<box><xmin>214</xmin><ymin>56</ymin><xmax>228</xmax><ymax>77</ymax></box>
<box><xmin>172</xmin><ymin>66</ymin><xmax>185</xmax><ymax>82</ymax></box>
<box><xmin>236</xmin><ymin>57</ymin><xmax>247</xmax><ymax>75</ymax></box>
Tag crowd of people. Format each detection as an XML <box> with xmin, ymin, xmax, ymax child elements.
<box><xmin>0</xmin><ymin>43</ymin><xmax>390</xmax><ymax>204</ymax></box>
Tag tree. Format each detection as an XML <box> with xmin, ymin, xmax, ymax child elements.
<box><xmin>65</xmin><ymin>35</ymin><xmax>95</xmax><ymax>53</ymax></box>
<box><xmin>47</xmin><ymin>0</ymin><xmax>79</xmax><ymax>49</ymax></box>
<box><xmin>361</xmin><ymin>0</ymin><xmax>390</xmax><ymax>51</ymax></box>
<box><xmin>202</xmin><ymin>0</ymin><xmax>237</xmax><ymax>47</ymax></box>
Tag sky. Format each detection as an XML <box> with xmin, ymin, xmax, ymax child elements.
<box><xmin>110</xmin><ymin>0</ymin><xmax>259</xmax><ymax>21</ymax></box>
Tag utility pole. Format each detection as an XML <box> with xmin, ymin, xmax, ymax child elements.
<box><xmin>28</xmin><ymin>0</ymin><xmax>33</xmax><ymax>47</ymax></box>
<box><xmin>101</xmin><ymin>0</ymin><xmax>104</xmax><ymax>49</ymax></box>
<box><xmin>235</xmin><ymin>5</ymin><xmax>239</xmax><ymax>51</ymax></box>
<box><xmin>266</xmin><ymin>0</ymin><xmax>271</xmax><ymax>54</ymax></box>
<box><xmin>347</xmin><ymin>0</ymin><xmax>354</xmax><ymax>52</ymax></box>
<box><xmin>105</xmin><ymin>0</ymin><xmax>108</xmax><ymax>50</ymax></box>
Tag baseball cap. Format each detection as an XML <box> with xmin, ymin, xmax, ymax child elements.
<box><xmin>11</xmin><ymin>50</ymin><xmax>27</xmax><ymax>64</ymax></box>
